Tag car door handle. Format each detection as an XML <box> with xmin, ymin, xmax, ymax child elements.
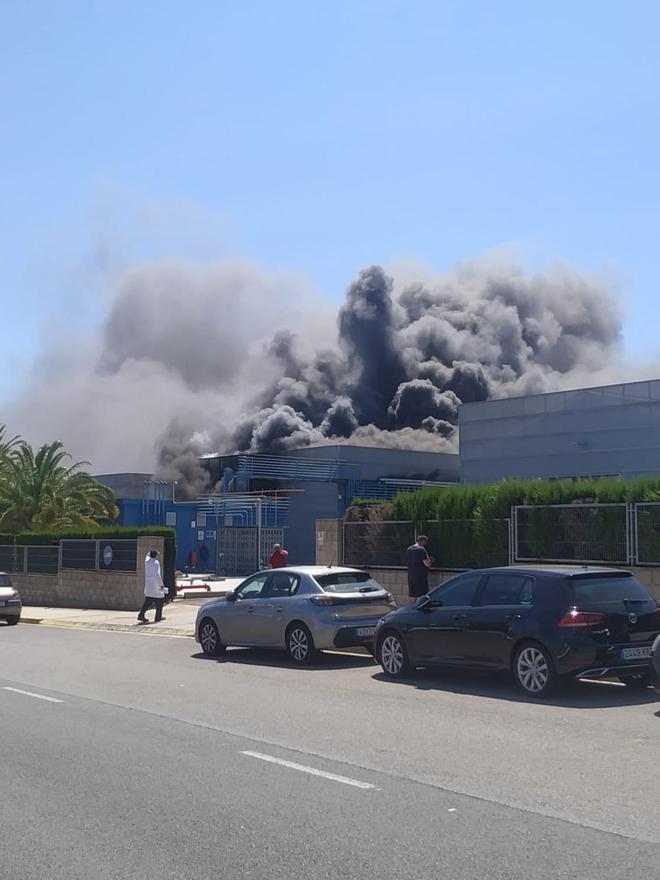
<box><xmin>247</xmin><ymin>606</ymin><xmax>255</xmax><ymax>613</ymax></box>
<box><xmin>452</xmin><ymin>613</ymin><xmax>468</xmax><ymax>622</ymax></box>
<box><xmin>275</xmin><ymin>607</ymin><xmax>283</xmax><ymax>613</ymax></box>
<box><xmin>505</xmin><ymin>614</ymin><xmax>522</xmax><ymax>622</ymax></box>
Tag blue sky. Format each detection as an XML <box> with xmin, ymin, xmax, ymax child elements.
<box><xmin>2</xmin><ymin>0</ymin><xmax>660</xmax><ymax>400</ymax></box>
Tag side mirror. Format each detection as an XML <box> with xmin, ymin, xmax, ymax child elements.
<box><xmin>225</xmin><ymin>591</ymin><xmax>236</xmax><ymax>603</ymax></box>
<box><xmin>416</xmin><ymin>595</ymin><xmax>433</xmax><ymax>612</ymax></box>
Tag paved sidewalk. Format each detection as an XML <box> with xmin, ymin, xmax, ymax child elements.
<box><xmin>20</xmin><ymin>594</ymin><xmax>228</xmax><ymax>638</ymax></box>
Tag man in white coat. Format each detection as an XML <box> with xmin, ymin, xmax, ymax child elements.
<box><xmin>137</xmin><ymin>550</ymin><xmax>167</xmax><ymax>624</ymax></box>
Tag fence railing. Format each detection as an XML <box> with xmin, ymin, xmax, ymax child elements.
<box><xmin>343</xmin><ymin>521</ymin><xmax>416</xmax><ymax>568</ymax></box>
<box><xmin>0</xmin><ymin>540</ymin><xmax>138</xmax><ymax>575</ymax></box>
<box><xmin>343</xmin><ymin>519</ymin><xmax>510</xmax><ymax>569</ymax></box>
<box><xmin>512</xmin><ymin>504</ymin><xmax>629</xmax><ymax>565</ymax></box>
<box><xmin>342</xmin><ymin>504</ymin><xmax>660</xmax><ymax>569</ymax></box>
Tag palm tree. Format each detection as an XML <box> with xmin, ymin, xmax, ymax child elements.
<box><xmin>0</xmin><ymin>436</ymin><xmax>119</xmax><ymax>533</ymax></box>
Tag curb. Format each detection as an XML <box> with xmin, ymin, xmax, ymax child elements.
<box><xmin>21</xmin><ymin>617</ymin><xmax>194</xmax><ymax>638</ymax></box>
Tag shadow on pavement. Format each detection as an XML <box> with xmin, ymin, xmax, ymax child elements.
<box><xmin>191</xmin><ymin>647</ymin><xmax>376</xmax><ymax>671</ymax></box>
<box><xmin>372</xmin><ymin>666</ymin><xmax>660</xmax><ymax>709</ymax></box>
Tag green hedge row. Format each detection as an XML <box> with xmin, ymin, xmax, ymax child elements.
<box><xmin>346</xmin><ymin>477</ymin><xmax>660</xmax><ymax>568</ymax></box>
<box><xmin>391</xmin><ymin>477</ymin><xmax>660</xmax><ymax>522</ymax></box>
<box><xmin>0</xmin><ymin>527</ymin><xmax>175</xmax><ymax>545</ymax></box>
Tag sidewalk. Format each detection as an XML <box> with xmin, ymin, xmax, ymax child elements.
<box><xmin>20</xmin><ymin>580</ymin><xmax>244</xmax><ymax>638</ymax></box>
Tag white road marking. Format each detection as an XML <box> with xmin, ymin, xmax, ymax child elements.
<box><xmin>2</xmin><ymin>686</ymin><xmax>63</xmax><ymax>703</ymax></box>
<box><xmin>241</xmin><ymin>750</ymin><xmax>380</xmax><ymax>790</ymax></box>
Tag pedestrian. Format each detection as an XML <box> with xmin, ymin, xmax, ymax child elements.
<box><xmin>268</xmin><ymin>543</ymin><xmax>289</xmax><ymax>569</ymax></box>
<box><xmin>137</xmin><ymin>550</ymin><xmax>168</xmax><ymax>624</ymax></box>
<box><xmin>406</xmin><ymin>535</ymin><xmax>433</xmax><ymax>602</ymax></box>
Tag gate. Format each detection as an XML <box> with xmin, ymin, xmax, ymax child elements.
<box><xmin>217</xmin><ymin>527</ymin><xmax>285</xmax><ymax>576</ymax></box>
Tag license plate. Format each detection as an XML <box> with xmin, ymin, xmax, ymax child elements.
<box><xmin>621</xmin><ymin>646</ymin><xmax>651</xmax><ymax>661</ymax></box>
<box><xmin>356</xmin><ymin>626</ymin><xmax>375</xmax><ymax>638</ymax></box>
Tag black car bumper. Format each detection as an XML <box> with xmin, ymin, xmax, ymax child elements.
<box><xmin>1</xmin><ymin>600</ymin><xmax>21</xmax><ymax>620</ymax></box>
<box><xmin>554</xmin><ymin>638</ymin><xmax>656</xmax><ymax>679</ymax></box>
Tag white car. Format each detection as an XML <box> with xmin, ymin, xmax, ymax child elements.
<box><xmin>195</xmin><ymin>566</ymin><xmax>396</xmax><ymax>664</ymax></box>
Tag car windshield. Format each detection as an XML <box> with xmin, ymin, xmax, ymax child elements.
<box><xmin>570</xmin><ymin>575</ymin><xmax>651</xmax><ymax>604</ymax></box>
<box><xmin>314</xmin><ymin>571</ymin><xmax>383</xmax><ymax>593</ymax></box>
<box><xmin>0</xmin><ymin>574</ymin><xmax>11</xmax><ymax>587</ymax></box>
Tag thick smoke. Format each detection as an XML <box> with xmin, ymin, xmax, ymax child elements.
<box><xmin>3</xmin><ymin>254</ymin><xmax>629</xmax><ymax>494</ymax></box>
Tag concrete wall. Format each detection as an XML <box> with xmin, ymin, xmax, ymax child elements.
<box><xmin>14</xmin><ymin>537</ymin><xmax>164</xmax><ymax>611</ymax></box>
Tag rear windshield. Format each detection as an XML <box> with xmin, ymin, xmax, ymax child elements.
<box><xmin>315</xmin><ymin>572</ymin><xmax>383</xmax><ymax>593</ymax></box>
<box><xmin>0</xmin><ymin>574</ymin><xmax>11</xmax><ymax>587</ymax></box>
<box><xmin>571</xmin><ymin>576</ymin><xmax>651</xmax><ymax>604</ymax></box>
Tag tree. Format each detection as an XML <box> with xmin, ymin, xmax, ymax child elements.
<box><xmin>0</xmin><ymin>432</ymin><xmax>119</xmax><ymax>533</ymax></box>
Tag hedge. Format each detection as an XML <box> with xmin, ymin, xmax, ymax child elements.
<box><xmin>0</xmin><ymin>527</ymin><xmax>175</xmax><ymax>545</ymax></box>
<box><xmin>345</xmin><ymin>477</ymin><xmax>660</xmax><ymax>568</ymax></box>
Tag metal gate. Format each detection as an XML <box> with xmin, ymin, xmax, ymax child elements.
<box><xmin>217</xmin><ymin>527</ymin><xmax>285</xmax><ymax>576</ymax></box>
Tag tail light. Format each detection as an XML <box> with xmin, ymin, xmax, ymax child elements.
<box><xmin>386</xmin><ymin>592</ymin><xmax>396</xmax><ymax>606</ymax></box>
<box><xmin>310</xmin><ymin>595</ymin><xmax>339</xmax><ymax>607</ymax></box>
<box><xmin>558</xmin><ymin>608</ymin><xmax>605</xmax><ymax>628</ymax></box>
<box><xmin>10</xmin><ymin>589</ymin><xmax>18</xmax><ymax>598</ymax></box>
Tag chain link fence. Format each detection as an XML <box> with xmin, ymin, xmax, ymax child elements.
<box><xmin>513</xmin><ymin>504</ymin><xmax>628</xmax><ymax>564</ymax></box>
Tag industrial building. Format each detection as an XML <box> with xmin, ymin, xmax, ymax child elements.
<box><xmin>460</xmin><ymin>378</ymin><xmax>660</xmax><ymax>483</ymax></box>
<box><xmin>104</xmin><ymin>444</ymin><xmax>459</xmax><ymax>573</ymax></box>
<box><xmin>100</xmin><ymin>378</ymin><xmax>660</xmax><ymax>573</ymax></box>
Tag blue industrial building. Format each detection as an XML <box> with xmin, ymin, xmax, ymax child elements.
<box><xmin>100</xmin><ymin>444</ymin><xmax>459</xmax><ymax>574</ymax></box>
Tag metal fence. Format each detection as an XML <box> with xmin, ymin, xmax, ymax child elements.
<box><xmin>422</xmin><ymin>519</ymin><xmax>511</xmax><ymax>568</ymax></box>
<box><xmin>513</xmin><ymin>504</ymin><xmax>629</xmax><ymax>564</ymax></box>
<box><xmin>634</xmin><ymin>502</ymin><xmax>660</xmax><ymax>564</ymax></box>
<box><xmin>216</xmin><ymin>527</ymin><xmax>286</xmax><ymax>576</ymax></box>
<box><xmin>342</xmin><ymin>503</ymin><xmax>660</xmax><ymax>569</ymax></box>
<box><xmin>0</xmin><ymin>540</ymin><xmax>139</xmax><ymax>576</ymax></box>
<box><xmin>342</xmin><ymin>519</ymin><xmax>511</xmax><ymax>569</ymax></box>
<box><xmin>343</xmin><ymin>521</ymin><xmax>416</xmax><ymax>568</ymax></box>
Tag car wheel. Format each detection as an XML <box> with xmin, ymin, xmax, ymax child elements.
<box><xmin>5</xmin><ymin>617</ymin><xmax>19</xmax><ymax>626</ymax></box>
<box><xmin>378</xmin><ymin>631</ymin><xmax>411</xmax><ymax>678</ymax></box>
<box><xmin>198</xmin><ymin>618</ymin><xmax>225</xmax><ymax>657</ymax></box>
<box><xmin>513</xmin><ymin>643</ymin><xmax>557</xmax><ymax>697</ymax></box>
<box><xmin>286</xmin><ymin>623</ymin><xmax>317</xmax><ymax>665</ymax></box>
<box><xmin>618</xmin><ymin>672</ymin><xmax>651</xmax><ymax>688</ymax></box>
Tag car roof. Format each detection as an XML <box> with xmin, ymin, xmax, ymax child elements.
<box><xmin>473</xmin><ymin>565</ymin><xmax>632</xmax><ymax>579</ymax></box>
<box><xmin>254</xmin><ymin>565</ymin><xmax>367</xmax><ymax>577</ymax></box>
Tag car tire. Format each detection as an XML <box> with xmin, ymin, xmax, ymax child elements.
<box><xmin>4</xmin><ymin>617</ymin><xmax>19</xmax><ymax>626</ymax></box>
<box><xmin>618</xmin><ymin>672</ymin><xmax>651</xmax><ymax>688</ymax></box>
<box><xmin>198</xmin><ymin>618</ymin><xmax>225</xmax><ymax>657</ymax></box>
<box><xmin>513</xmin><ymin>642</ymin><xmax>558</xmax><ymax>698</ymax></box>
<box><xmin>286</xmin><ymin>622</ymin><xmax>318</xmax><ymax>665</ymax></box>
<box><xmin>377</xmin><ymin>631</ymin><xmax>411</xmax><ymax>678</ymax></box>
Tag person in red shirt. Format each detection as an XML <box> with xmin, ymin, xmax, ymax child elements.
<box><xmin>268</xmin><ymin>543</ymin><xmax>289</xmax><ymax>569</ymax></box>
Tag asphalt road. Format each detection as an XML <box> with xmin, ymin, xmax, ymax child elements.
<box><xmin>1</xmin><ymin>623</ymin><xmax>659</xmax><ymax>880</ymax></box>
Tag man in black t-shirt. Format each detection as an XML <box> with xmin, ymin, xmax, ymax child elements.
<box><xmin>406</xmin><ymin>535</ymin><xmax>433</xmax><ymax>601</ymax></box>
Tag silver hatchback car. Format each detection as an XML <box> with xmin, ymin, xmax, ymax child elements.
<box><xmin>196</xmin><ymin>566</ymin><xmax>396</xmax><ymax>663</ymax></box>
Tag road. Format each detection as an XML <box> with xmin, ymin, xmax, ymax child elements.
<box><xmin>1</xmin><ymin>623</ymin><xmax>659</xmax><ymax>879</ymax></box>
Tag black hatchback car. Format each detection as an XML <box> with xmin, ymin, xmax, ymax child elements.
<box><xmin>375</xmin><ymin>566</ymin><xmax>660</xmax><ymax>697</ymax></box>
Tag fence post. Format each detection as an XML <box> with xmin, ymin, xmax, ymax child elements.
<box><xmin>511</xmin><ymin>506</ymin><xmax>518</xmax><ymax>563</ymax></box>
<box><xmin>22</xmin><ymin>545</ymin><xmax>28</xmax><ymax>573</ymax></box>
<box><xmin>627</xmin><ymin>503</ymin><xmax>637</xmax><ymax>566</ymax></box>
<box><xmin>94</xmin><ymin>541</ymin><xmax>100</xmax><ymax>570</ymax></box>
<box><xmin>507</xmin><ymin>518</ymin><xmax>513</xmax><ymax>565</ymax></box>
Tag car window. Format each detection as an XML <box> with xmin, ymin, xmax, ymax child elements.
<box><xmin>314</xmin><ymin>571</ymin><xmax>382</xmax><ymax>593</ymax></box>
<box><xmin>265</xmin><ymin>572</ymin><xmax>300</xmax><ymax>598</ymax></box>
<box><xmin>430</xmin><ymin>573</ymin><xmax>482</xmax><ymax>607</ymax></box>
<box><xmin>570</xmin><ymin>576</ymin><xmax>651</xmax><ymax>605</ymax></box>
<box><xmin>479</xmin><ymin>574</ymin><xmax>534</xmax><ymax>606</ymax></box>
<box><xmin>235</xmin><ymin>573</ymin><xmax>269</xmax><ymax>600</ymax></box>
